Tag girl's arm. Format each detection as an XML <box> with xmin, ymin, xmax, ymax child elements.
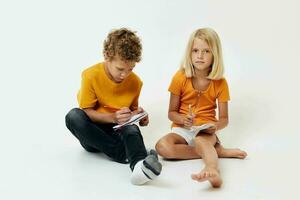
<box><xmin>215</xmin><ymin>101</ymin><xmax>229</xmax><ymax>131</ymax></box>
<box><xmin>168</xmin><ymin>93</ymin><xmax>190</xmax><ymax>126</ymax></box>
<box><xmin>202</xmin><ymin>101</ymin><xmax>228</xmax><ymax>134</ymax></box>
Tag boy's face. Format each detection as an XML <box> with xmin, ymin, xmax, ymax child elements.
<box><xmin>191</xmin><ymin>38</ymin><xmax>213</xmax><ymax>71</ymax></box>
<box><xmin>105</xmin><ymin>56</ymin><xmax>136</xmax><ymax>83</ymax></box>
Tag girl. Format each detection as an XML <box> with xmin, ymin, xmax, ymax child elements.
<box><xmin>155</xmin><ymin>28</ymin><xmax>247</xmax><ymax>188</ymax></box>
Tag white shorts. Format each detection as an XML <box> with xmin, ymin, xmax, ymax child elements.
<box><xmin>171</xmin><ymin>127</ymin><xmax>220</xmax><ymax>146</ymax></box>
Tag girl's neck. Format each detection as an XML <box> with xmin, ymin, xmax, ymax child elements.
<box><xmin>194</xmin><ymin>67</ymin><xmax>211</xmax><ymax>80</ymax></box>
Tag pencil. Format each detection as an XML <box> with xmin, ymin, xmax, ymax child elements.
<box><xmin>188</xmin><ymin>104</ymin><xmax>193</xmax><ymax>116</ymax></box>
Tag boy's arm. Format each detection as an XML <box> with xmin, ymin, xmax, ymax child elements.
<box><xmin>83</xmin><ymin>108</ymin><xmax>116</xmax><ymax>124</ymax></box>
<box><xmin>83</xmin><ymin>107</ymin><xmax>133</xmax><ymax>125</ymax></box>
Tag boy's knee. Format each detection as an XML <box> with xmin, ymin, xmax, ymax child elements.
<box><xmin>121</xmin><ymin>124</ymin><xmax>141</xmax><ymax>136</ymax></box>
<box><xmin>65</xmin><ymin>108</ymin><xmax>86</xmax><ymax>128</ymax></box>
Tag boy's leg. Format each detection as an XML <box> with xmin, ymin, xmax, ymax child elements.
<box><xmin>192</xmin><ymin>133</ymin><xmax>222</xmax><ymax>188</ymax></box>
<box><xmin>118</xmin><ymin>124</ymin><xmax>148</xmax><ymax>169</ymax></box>
<box><xmin>118</xmin><ymin>125</ymin><xmax>162</xmax><ymax>185</ymax></box>
<box><xmin>65</xmin><ymin>108</ymin><xmax>127</xmax><ymax>163</ymax></box>
<box><xmin>79</xmin><ymin>141</ymin><xmax>100</xmax><ymax>153</ymax></box>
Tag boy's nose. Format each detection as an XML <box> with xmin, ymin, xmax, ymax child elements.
<box><xmin>120</xmin><ymin>71</ymin><xmax>130</xmax><ymax>78</ymax></box>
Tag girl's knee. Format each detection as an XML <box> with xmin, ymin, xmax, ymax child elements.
<box><xmin>155</xmin><ymin>139</ymin><xmax>175</xmax><ymax>159</ymax></box>
<box><xmin>194</xmin><ymin>134</ymin><xmax>217</xmax><ymax>147</ymax></box>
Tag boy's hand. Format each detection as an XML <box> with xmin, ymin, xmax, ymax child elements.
<box><xmin>183</xmin><ymin>114</ymin><xmax>195</xmax><ymax>129</ymax></box>
<box><xmin>137</xmin><ymin>107</ymin><xmax>149</xmax><ymax>126</ymax></box>
<box><xmin>115</xmin><ymin>107</ymin><xmax>132</xmax><ymax>124</ymax></box>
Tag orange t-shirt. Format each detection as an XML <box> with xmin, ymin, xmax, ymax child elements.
<box><xmin>168</xmin><ymin>70</ymin><xmax>230</xmax><ymax>127</ymax></box>
<box><xmin>77</xmin><ymin>62</ymin><xmax>143</xmax><ymax>113</ymax></box>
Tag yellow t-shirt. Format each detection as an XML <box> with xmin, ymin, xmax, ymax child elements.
<box><xmin>168</xmin><ymin>70</ymin><xmax>230</xmax><ymax>127</ymax></box>
<box><xmin>77</xmin><ymin>62</ymin><xmax>143</xmax><ymax>113</ymax></box>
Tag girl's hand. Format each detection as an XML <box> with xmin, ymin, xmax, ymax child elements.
<box><xmin>183</xmin><ymin>114</ymin><xmax>195</xmax><ymax>129</ymax></box>
<box><xmin>115</xmin><ymin>107</ymin><xmax>132</xmax><ymax>124</ymax></box>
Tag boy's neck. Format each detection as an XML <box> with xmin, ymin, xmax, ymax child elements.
<box><xmin>103</xmin><ymin>62</ymin><xmax>115</xmax><ymax>82</ymax></box>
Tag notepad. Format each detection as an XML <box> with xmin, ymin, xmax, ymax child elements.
<box><xmin>190</xmin><ymin>123</ymin><xmax>216</xmax><ymax>133</ymax></box>
<box><xmin>113</xmin><ymin>111</ymin><xmax>148</xmax><ymax>130</ymax></box>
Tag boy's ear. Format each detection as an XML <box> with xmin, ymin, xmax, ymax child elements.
<box><xmin>103</xmin><ymin>53</ymin><xmax>111</xmax><ymax>61</ymax></box>
<box><xmin>103</xmin><ymin>53</ymin><xmax>108</xmax><ymax>61</ymax></box>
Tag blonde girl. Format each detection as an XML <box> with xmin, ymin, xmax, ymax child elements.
<box><xmin>155</xmin><ymin>28</ymin><xmax>247</xmax><ymax>188</ymax></box>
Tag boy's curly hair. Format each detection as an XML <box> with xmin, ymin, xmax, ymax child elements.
<box><xmin>103</xmin><ymin>28</ymin><xmax>142</xmax><ymax>62</ymax></box>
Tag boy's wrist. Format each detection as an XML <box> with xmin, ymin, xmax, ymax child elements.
<box><xmin>110</xmin><ymin>113</ymin><xmax>117</xmax><ymax>123</ymax></box>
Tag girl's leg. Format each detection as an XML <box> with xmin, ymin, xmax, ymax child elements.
<box><xmin>155</xmin><ymin>133</ymin><xmax>198</xmax><ymax>159</ymax></box>
<box><xmin>215</xmin><ymin>143</ymin><xmax>247</xmax><ymax>159</ymax></box>
<box><xmin>192</xmin><ymin>133</ymin><xmax>222</xmax><ymax>187</ymax></box>
<box><xmin>155</xmin><ymin>133</ymin><xmax>247</xmax><ymax>160</ymax></box>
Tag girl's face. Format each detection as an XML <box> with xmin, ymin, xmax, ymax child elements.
<box><xmin>191</xmin><ymin>38</ymin><xmax>213</xmax><ymax>71</ymax></box>
<box><xmin>105</xmin><ymin>56</ymin><xmax>135</xmax><ymax>83</ymax></box>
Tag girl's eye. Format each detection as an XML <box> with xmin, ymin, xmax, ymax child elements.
<box><xmin>193</xmin><ymin>49</ymin><xmax>198</xmax><ymax>53</ymax></box>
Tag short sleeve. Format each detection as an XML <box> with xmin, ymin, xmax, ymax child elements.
<box><xmin>168</xmin><ymin>70</ymin><xmax>186</xmax><ymax>96</ymax></box>
<box><xmin>77</xmin><ymin>72</ymin><xmax>98</xmax><ymax>108</ymax></box>
<box><xmin>130</xmin><ymin>81</ymin><xmax>143</xmax><ymax>110</ymax></box>
<box><xmin>216</xmin><ymin>78</ymin><xmax>230</xmax><ymax>102</ymax></box>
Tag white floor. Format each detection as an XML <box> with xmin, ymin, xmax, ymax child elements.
<box><xmin>1</xmin><ymin>100</ymin><xmax>299</xmax><ymax>200</ymax></box>
<box><xmin>1</xmin><ymin>1</ymin><xmax>300</xmax><ymax>199</ymax></box>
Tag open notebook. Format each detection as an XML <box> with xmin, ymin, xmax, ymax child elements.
<box><xmin>190</xmin><ymin>123</ymin><xmax>216</xmax><ymax>133</ymax></box>
<box><xmin>113</xmin><ymin>111</ymin><xmax>148</xmax><ymax>130</ymax></box>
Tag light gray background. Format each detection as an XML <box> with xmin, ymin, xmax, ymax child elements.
<box><xmin>1</xmin><ymin>0</ymin><xmax>299</xmax><ymax>199</ymax></box>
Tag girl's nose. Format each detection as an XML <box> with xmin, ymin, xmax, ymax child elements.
<box><xmin>198</xmin><ymin>51</ymin><xmax>204</xmax><ymax>58</ymax></box>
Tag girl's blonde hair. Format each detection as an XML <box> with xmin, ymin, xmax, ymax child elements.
<box><xmin>180</xmin><ymin>28</ymin><xmax>224</xmax><ymax>80</ymax></box>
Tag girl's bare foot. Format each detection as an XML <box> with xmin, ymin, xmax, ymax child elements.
<box><xmin>215</xmin><ymin>144</ymin><xmax>247</xmax><ymax>159</ymax></box>
<box><xmin>191</xmin><ymin>167</ymin><xmax>222</xmax><ymax>188</ymax></box>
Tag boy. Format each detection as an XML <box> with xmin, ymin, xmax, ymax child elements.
<box><xmin>65</xmin><ymin>28</ymin><xmax>162</xmax><ymax>185</ymax></box>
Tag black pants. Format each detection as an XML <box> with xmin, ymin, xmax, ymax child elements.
<box><xmin>65</xmin><ymin>108</ymin><xmax>147</xmax><ymax>170</ymax></box>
